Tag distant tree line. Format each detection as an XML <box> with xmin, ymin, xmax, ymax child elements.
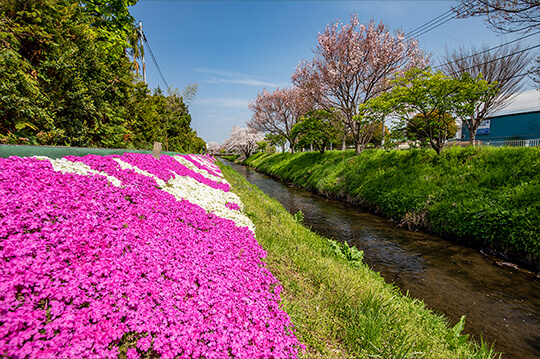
<box><xmin>0</xmin><ymin>0</ymin><xmax>205</xmax><ymax>153</ymax></box>
<box><xmin>228</xmin><ymin>10</ymin><xmax>535</xmax><ymax>156</ymax></box>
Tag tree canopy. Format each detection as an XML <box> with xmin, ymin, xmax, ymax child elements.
<box><xmin>248</xmin><ymin>87</ymin><xmax>313</xmax><ymax>154</ymax></box>
<box><xmin>292</xmin><ymin>15</ymin><xmax>425</xmax><ymax>155</ymax></box>
<box><xmin>386</xmin><ymin>68</ymin><xmax>495</xmax><ymax>154</ymax></box>
<box><xmin>292</xmin><ymin>109</ymin><xmax>342</xmax><ymax>153</ymax></box>
<box><xmin>0</xmin><ymin>0</ymin><xmax>204</xmax><ymax>153</ymax></box>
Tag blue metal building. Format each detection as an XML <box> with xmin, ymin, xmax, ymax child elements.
<box><xmin>461</xmin><ymin>110</ymin><xmax>540</xmax><ymax>142</ymax></box>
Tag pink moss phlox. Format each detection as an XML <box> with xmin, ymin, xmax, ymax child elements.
<box><xmin>118</xmin><ymin>153</ymin><xmax>230</xmax><ymax>192</ymax></box>
<box><xmin>181</xmin><ymin>154</ymin><xmax>223</xmax><ymax>179</ymax></box>
<box><xmin>225</xmin><ymin>202</ymin><xmax>241</xmax><ymax>211</ymax></box>
<box><xmin>0</xmin><ymin>155</ymin><xmax>300</xmax><ymax>358</ymax></box>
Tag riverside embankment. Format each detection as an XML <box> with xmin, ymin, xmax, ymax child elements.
<box><xmin>243</xmin><ymin>147</ymin><xmax>540</xmax><ymax>271</ymax></box>
<box><xmin>223</xmin><ymin>159</ymin><xmax>540</xmax><ymax>359</ymax></box>
<box><xmin>219</xmin><ymin>161</ymin><xmax>500</xmax><ymax>359</ymax></box>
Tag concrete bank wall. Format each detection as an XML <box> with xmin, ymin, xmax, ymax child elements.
<box><xmin>0</xmin><ymin>145</ymin><xmax>184</xmax><ymax>159</ymax></box>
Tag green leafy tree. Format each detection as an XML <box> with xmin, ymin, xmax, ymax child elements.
<box><xmin>354</xmin><ymin>95</ymin><xmax>395</xmax><ymax>152</ymax></box>
<box><xmin>130</xmin><ymin>87</ymin><xmax>203</xmax><ymax>153</ymax></box>
<box><xmin>127</xmin><ymin>23</ymin><xmax>145</xmax><ymax>77</ymax></box>
<box><xmin>405</xmin><ymin>111</ymin><xmax>458</xmax><ymax>147</ymax></box>
<box><xmin>292</xmin><ymin>110</ymin><xmax>342</xmax><ymax>154</ymax></box>
<box><xmin>0</xmin><ymin>0</ymin><xmax>205</xmax><ymax>153</ymax></box>
<box><xmin>451</xmin><ymin>73</ymin><xmax>500</xmax><ymax>146</ymax></box>
<box><xmin>0</xmin><ymin>0</ymin><xmax>136</xmax><ymax>147</ymax></box>
<box><xmin>256</xmin><ymin>141</ymin><xmax>269</xmax><ymax>153</ymax></box>
<box><xmin>80</xmin><ymin>0</ymin><xmax>138</xmax><ymax>58</ymax></box>
<box><xmin>264</xmin><ymin>133</ymin><xmax>288</xmax><ymax>153</ymax></box>
<box><xmin>388</xmin><ymin>68</ymin><xmax>492</xmax><ymax>154</ymax></box>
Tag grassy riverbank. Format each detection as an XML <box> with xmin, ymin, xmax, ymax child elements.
<box><xmin>243</xmin><ymin>147</ymin><xmax>540</xmax><ymax>270</ymax></box>
<box><xmin>220</xmin><ymin>161</ymin><xmax>498</xmax><ymax>358</ymax></box>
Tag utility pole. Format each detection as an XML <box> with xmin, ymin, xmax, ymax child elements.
<box><xmin>138</xmin><ymin>21</ymin><xmax>147</xmax><ymax>84</ymax></box>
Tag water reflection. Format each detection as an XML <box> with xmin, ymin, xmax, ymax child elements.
<box><xmin>224</xmin><ymin>160</ymin><xmax>540</xmax><ymax>359</ymax></box>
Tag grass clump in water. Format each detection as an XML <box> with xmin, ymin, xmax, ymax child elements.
<box><xmin>220</xmin><ymin>161</ymin><xmax>499</xmax><ymax>359</ymax></box>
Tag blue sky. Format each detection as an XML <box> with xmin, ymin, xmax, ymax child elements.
<box><xmin>129</xmin><ymin>0</ymin><xmax>539</xmax><ymax>144</ymax></box>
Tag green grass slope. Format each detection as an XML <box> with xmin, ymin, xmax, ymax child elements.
<box><xmin>244</xmin><ymin>147</ymin><xmax>540</xmax><ymax>269</ymax></box>
<box><xmin>220</xmin><ymin>161</ymin><xmax>498</xmax><ymax>358</ymax></box>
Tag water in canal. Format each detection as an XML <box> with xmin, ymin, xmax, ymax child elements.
<box><xmin>223</xmin><ymin>160</ymin><xmax>540</xmax><ymax>359</ymax></box>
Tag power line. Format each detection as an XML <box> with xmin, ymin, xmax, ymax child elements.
<box><xmin>490</xmin><ymin>71</ymin><xmax>533</xmax><ymax>84</ymax></box>
<box><xmin>410</xmin><ymin>16</ymin><xmax>456</xmax><ymax>39</ymax></box>
<box><xmin>435</xmin><ymin>30</ymin><xmax>540</xmax><ymax>69</ymax></box>
<box><xmin>406</xmin><ymin>9</ymin><xmax>453</xmax><ymax>38</ymax></box>
<box><xmin>142</xmin><ymin>33</ymin><xmax>171</xmax><ymax>95</ymax></box>
<box><xmin>406</xmin><ymin>6</ymin><xmax>462</xmax><ymax>39</ymax></box>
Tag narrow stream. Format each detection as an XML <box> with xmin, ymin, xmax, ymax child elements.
<box><xmin>223</xmin><ymin>160</ymin><xmax>540</xmax><ymax>359</ymax></box>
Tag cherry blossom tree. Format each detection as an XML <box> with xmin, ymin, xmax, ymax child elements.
<box><xmin>292</xmin><ymin>15</ymin><xmax>425</xmax><ymax>155</ymax></box>
<box><xmin>248</xmin><ymin>86</ymin><xmax>313</xmax><ymax>153</ymax></box>
<box><xmin>206</xmin><ymin>142</ymin><xmax>221</xmax><ymax>154</ymax></box>
<box><xmin>221</xmin><ymin>126</ymin><xmax>264</xmax><ymax>158</ymax></box>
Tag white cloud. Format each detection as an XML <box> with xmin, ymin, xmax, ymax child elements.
<box><xmin>193</xmin><ymin>67</ymin><xmax>279</xmax><ymax>88</ymax></box>
<box><xmin>195</xmin><ymin>98</ymin><xmax>249</xmax><ymax>108</ymax></box>
<box><xmin>203</xmin><ymin>77</ymin><xmax>278</xmax><ymax>88</ymax></box>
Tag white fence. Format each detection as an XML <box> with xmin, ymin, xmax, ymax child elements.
<box><xmin>479</xmin><ymin>138</ymin><xmax>540</xmax><ymax>148</ymax></box>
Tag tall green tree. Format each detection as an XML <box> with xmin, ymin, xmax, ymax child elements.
<box><xmin>388</xmin><ymin>68</ymin><xmax>493</xmax><ymax>154</ymax></box>
<box><xmin>0</xmin><ymin>0</ymin><xmax>137</xmax><ymax>147</ymax></box>
<box><xmin>129</xmin><ymin>87</ymin><xmax>204</xmax><ymax>153</ymax></box>
<box><xmin>0</xmin><ymin>0</ymin><xmax>206</xmax><ymax>152</ymax></box>
<box><xmin>80</xmin><ymin>0</ymin><xmax>138</xmax><ymax>58</ymax></box>
<box><xmin>405</xmin><ymin>111</ymin><xmax>458</xmax><ymax>147</ymax></box>
<box><xmin>292</xmin><ymin>109</ymin><xmax>342</xmax><ymax>154</ymax></box>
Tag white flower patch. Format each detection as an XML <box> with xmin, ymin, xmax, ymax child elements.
<box><xmin>112</xmin><ymin>158</ymin><xmax>166</xmax><ymax>188</ymax></box>
<box><xmin>185</xmin><ymin>154</ymin><xmax>221</xmax><ymax>174</ymax></box>
<box><xmin>173</xmin><ymin>155</ymin><xmax>226</xmax><ymax>184</ymax></box>
<box><xmin>34</xmin><ymin>154</ymin><xmax>254</xmax><ymax>232</ymax></box>
<box><xmin>163</xmin><ymin>172</ymin><xmax>253</xmax><ymax>232</ymax></box>
<box><xmin>47</xmin><ymin>157</ymin><xmax>123</xmax><ymax>187</ymax></box>
<box><xmin>109</xmin><ymin>157</ymin><xmax>252</xmax><ymax>231</ymax></box>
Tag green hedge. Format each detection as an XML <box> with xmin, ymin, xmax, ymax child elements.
<box><xmin>244</xmin><ymin>147</ymin><xmax>540</xmax><ymax>269</ymax></box>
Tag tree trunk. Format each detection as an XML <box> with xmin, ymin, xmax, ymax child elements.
<box><xmin>431</xmin><ymin>138</ymin><xmax>443</xmax><ymax>155</ymax></box>
<box><xmin>355</xmin><ymin>142</ymin><xmax>363</xmax><ymax>155</ymax></box>
<box><xmin>354</xmin><ymin>125</ymin><xmax>362</xmax><ymax>156</ymax></box>
<box><xmin>341</xmin><ymin>134</ymin><xmax>346</xmax><ymax>151</ymax></box>
<box><xmin>469</xmin><ymin>125</ymin><xmax>478</xmax><ymax>146</ymax></box>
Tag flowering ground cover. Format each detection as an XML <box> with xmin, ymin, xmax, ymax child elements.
<box><xmin>0</xmin><ymin>153</ymin><xmax>301</xmax><ymax>358</ymax></box>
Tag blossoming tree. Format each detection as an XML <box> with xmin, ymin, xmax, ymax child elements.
<box><xmin>206</xmin><ymin>141</ymin><xmax>221</xmax><ymax>154</ymax></box>
<box><xmin>221</xmin><ymin>126</ymin><xmax>264</xmax><ymax>158</ymax></box>
<box><xmin>248</xmin><ymin>87</ymin><xmax>314</xmax><ymax>153</ymax></box>
<box><xmin>292</xmin><ymin>15</ymin><xmax>425</xmax><ymax>155</ymax></box>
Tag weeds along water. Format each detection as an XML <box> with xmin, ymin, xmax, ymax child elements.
<box><xmin>219</xmin><ymin>161</ymin><xmax>499</xmax><ymax>359</ymax></box>
<box><xmin>243</xmin><ymin>147</ymin><xmax>540</xmax><ymax>271</ymax></box>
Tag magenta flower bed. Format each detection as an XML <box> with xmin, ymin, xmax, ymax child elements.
<box><xmin>0</xmin><ymin>155</ymin><xmax>300</xmax><ymax>358</ymax></box>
